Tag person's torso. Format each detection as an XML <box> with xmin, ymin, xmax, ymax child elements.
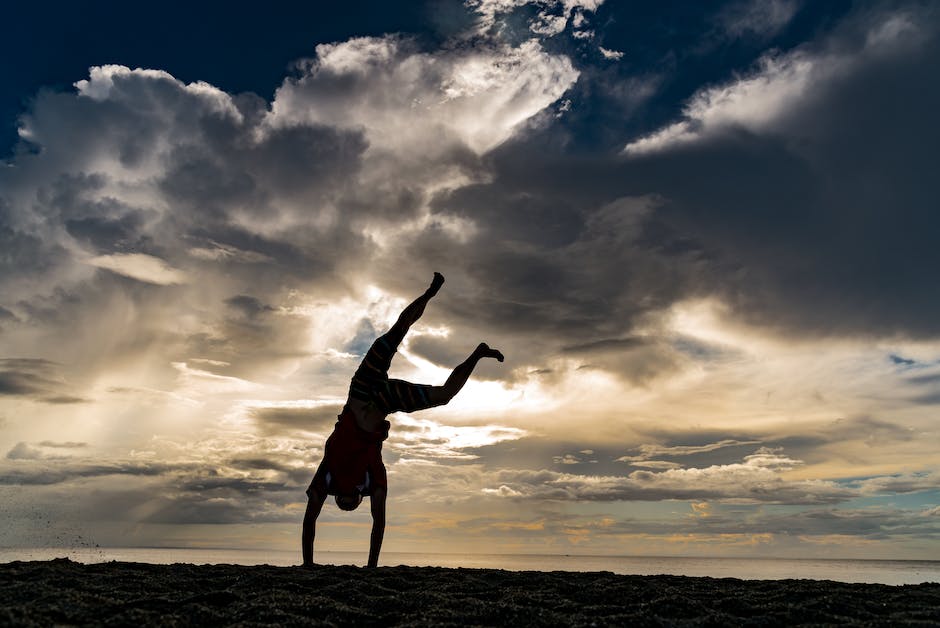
<box><xmin>346</xmin><ymin>397</ymin><xmax>388</xmax><ymax>433</ymax></box>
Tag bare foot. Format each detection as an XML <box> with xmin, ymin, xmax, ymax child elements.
<box><xmin>427</xmin><ymin>272</ymin><xmax>445</xmax><ymax>297</ymax></box>
<box><xmin>477</xmin><ymin>342</ymin><xmax>504</xmax><ymax>362</ymax></box>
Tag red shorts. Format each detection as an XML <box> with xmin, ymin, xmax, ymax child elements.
<box><xmin>308</xmin><ymin>408</ymin><xmax>388</xmax><ymax>497</ymax></box>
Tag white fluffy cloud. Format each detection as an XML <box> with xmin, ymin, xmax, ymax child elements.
<box><xmin>467</xmin><ymin>0</ymin><xmax>604</xmax><ymax>37</ymax></box>
<box><xmin>270</xmin><ymin>36</ymin><xmax>578</xmax><ymax>156</ymax></box>
<box><xmin>624</xmin><ymin>8</ymin><xmax>927</xmax><ymax>155</ymax></box>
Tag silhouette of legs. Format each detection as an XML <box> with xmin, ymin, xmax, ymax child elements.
<box><xmin>350</xmin><ymin>272</ymin><xmax>504</xmax><ymax>413</ymax></box>
<box><xmin>382</xmin><ymin>272</ymin><xmax>444</xmax><ymax>350</ymax></box>
<box><xmin>349</xmin><ymin>273</ymin><xmax>444</xmax><ymax>407</ymax></box>
<box><xmin>426</xmin><ymin>343</ymin><xmax>504</xmax><ymax>407</ymax></box>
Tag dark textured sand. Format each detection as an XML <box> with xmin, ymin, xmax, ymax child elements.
<box><xmin>1</xmin><ymin>559</ymin><xmax>938</xmax><ymax>626</ymax></box>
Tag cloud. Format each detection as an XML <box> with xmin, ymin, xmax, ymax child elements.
<box><xmin>553</xmin><ymin>505</ymin><xmax>940</xmax><ymax>543</ymax></box>
<box><xmin>5</xmin><ymin>440</ymin><xmax>88</xmax><ymax>460</ymax></box>
<box><xmin>617</xmin><ymin>439</ymin><xmax>763</xmax><ymax>463</ymax></box>
<box><xmin>0</xmin><ymin>18</ymin><xmax>584</xmax><ymax>397</ymax></box>
<box><xmin>1</xmin><ymin>0</ymin><xmax>939</xmax><ymax>555</ymax></box>
<box><xmin>857</xmin><ymin>471</ymin><xmax>940</xmax><ymax>496</ymax></box>
<box><xmin>388</xmin><ymin>414</ymin><xmax>528</xmax><ymax>460</ymax></box>
<box><xmin>87</xmin><ymin>253</ymin><xmax>187</xmax><ymax>285</ymax></box>
<box><xmin>717</xmin><ymin>0</ymin><xmax>799</xmax><ymax>39</ymax></box>
<box><xmin>467</xmin><ymin>0</ymin><xmax>604</xmax><ymax>38</ymax></box>
<box><xmin>623</xmin><ymin>49</ymin><xmax>819</xmax><ymax>155</ymax></box>
<box><xmin>224</xmin><ymin>295</ymin><xmax>276</xmax><ymax>319</ymax></box>
<box><xmin>629</xmin><ymin>460</ymin><xmax>682</xmax><ymax>470</ymax></box>
<box><xmin>486</xmin><ymin>447</ymin><xmax>860</xmax><ymax>504</ymax></box>
<box><xmin>0</xmin><ymin>431</ymin><xmax>318</xmax><ymax>525</ymax></box>
<box><xmin>247</xmin><ymin>401</ymin><xmax>344</xmax><ymax>435</ymax></box>
<box><xmin>6</xmin><ymin>443</ymin><xmax>45</xmax><ymax>460</ymax></box>
<box><xmin>271</xmin><ymin>35</ymin><xmax>578</xmax><ymax>156</ymax></box>
<box><xmin>608</xmin><ymin>4</ymin><xmax>940</xmax><ymax>338</ymax></box>
<box><xmin>0</xmin><ymin>459</ymin><xmax>179</xmax><ymax>485</ymax></box>
<box><xmin>0</xmin><ymin>358</ymin><xmax>87</xmax><ymax>403</ymax></box>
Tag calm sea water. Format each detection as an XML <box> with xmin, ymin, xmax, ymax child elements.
<box><xmin>1</xmin><ymin>548</ymin><xmax>937</xmax><ymax>586</ymax></box>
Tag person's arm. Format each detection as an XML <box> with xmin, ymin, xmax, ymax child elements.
<box><xmin>367</xmin><ymin>486</ymin><xmax>387</xmax><ymax>568</ymax></box>
<box><xmin>301</xmin><ymin>486</ymin><xmax>327</xmax><ymax>566</ymax></box>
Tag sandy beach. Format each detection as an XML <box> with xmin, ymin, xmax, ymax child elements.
<box><xmin>0</xmin><ymin>559</ymin><xmax>937</xmax><ymax>626</ymax></box>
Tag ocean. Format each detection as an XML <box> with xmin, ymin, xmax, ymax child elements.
<box><xmin>1</xmin><ymin>548</ymin><xmax>937</xmax><ymax>585</ymax></box>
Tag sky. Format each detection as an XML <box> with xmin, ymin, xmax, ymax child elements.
<box><xmin>1</xmin><ymin>0</ymin><xmax>939</xmax><ymax>560</ymax></box>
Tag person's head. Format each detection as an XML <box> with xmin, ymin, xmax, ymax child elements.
<box><xmin>335</xmin><ymin>492</ymin><xmax>363</xmax><ymax>511</ymax></box>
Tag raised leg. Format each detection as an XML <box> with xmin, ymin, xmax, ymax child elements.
<box><xmin>427</xmin><ymin>343</ymin><xmax>504</xmax><ymax>407</ymax></box>
<box><xmin>382</xmin><ymin>272</ymin><xmax>444</xmax><ymax>349</ymax></box>
<box><xmin>376</xmin><ymin>273</ymin><xmax>444</xmax><ymax>356</ymax></box>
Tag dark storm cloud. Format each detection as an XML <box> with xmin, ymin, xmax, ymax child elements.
<box><xmin>630</xmin><ymin>415</ymin><xmax>922</xmax><ymax>468</ymax></box>
<box><xmin>411</xmin><ymin>184</ymin><xmax>714</xmax><ymax>379</ymax></box>
<box><xmin>397</xmin><ymin>1</ymin><xmax>940</xmax><ymax>371</ymax></box>
<box><xmin>225</xmin><ymin>295</ymin><xmax>275</xmax><ymax>319</ymax></box>
<box><xmin>0</xmin><ymin>371</ymin><xmax>46</xmax><ymax>396</ymax></box>
<box><xmin>38</xmin><ymin>172</ymin><xmax>153</xmax><ymax>254</ymax></box>
<box><xmin>0</xmin><ymin>358</ymin><xmax>87</xmax><ymax>403</ymax></box>
<box><xmin>174</xmin><ymin>475</ymin><xmax>294</xmax><ymax>494</ymax></box>
<box><xmin>625</xmin><ymin>5</ymin><xmax>940</xmax><ymax>338</ymax></box>
<box><xmin>156</xmin><ymin>119</ymin><xmax>367</xmax><ymax>223</ymax></box>
<box><xmin>65</xmin><ymin>213</ymin><xmax>148</xmax><ymax>253</ymax></box>
<box><xmin>0</xmin><ymin>204</ymin><xmax>68</xmax><ymax>281</ymax></box>
<box><xmin>0</xmin><ymin>460</ymin><xmax>180</xmax><ymax>485</ymax></box>
<box><xmin>0</xmin><ymin>448</ymin><xmax>311</xmax><ymax>525</ymax></box>
<box><xmin>248</xmin><ymin>404</ymin><xmax>342</xmax><ymax>435</ymax></box>
<box><xmin>228</xmin><ymin>456</ymin><xmax>312</xmax><ymax>485</ymax></box>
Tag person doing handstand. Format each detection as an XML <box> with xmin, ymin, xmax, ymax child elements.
<box><xmin>301</xmin><ymin>272</ymin><xmax>504</xmax><ymax>567</ymax></box>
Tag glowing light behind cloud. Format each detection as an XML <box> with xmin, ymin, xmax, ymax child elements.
<box><xmin>1</xmin><ymin>0</ymin><xmax>938</xmax><ymax>560</ymax></box>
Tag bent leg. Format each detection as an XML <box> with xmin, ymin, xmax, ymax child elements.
<box><xmin>426</xmin><ymin>343</ymin><xmax>504</xmax><ymax>407</ymax></box>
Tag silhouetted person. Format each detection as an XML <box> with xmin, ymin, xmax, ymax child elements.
<box><xmin>302</xmin><ymin>272</ymin><xmax>504</xmax><ymax>567</ymax></box>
